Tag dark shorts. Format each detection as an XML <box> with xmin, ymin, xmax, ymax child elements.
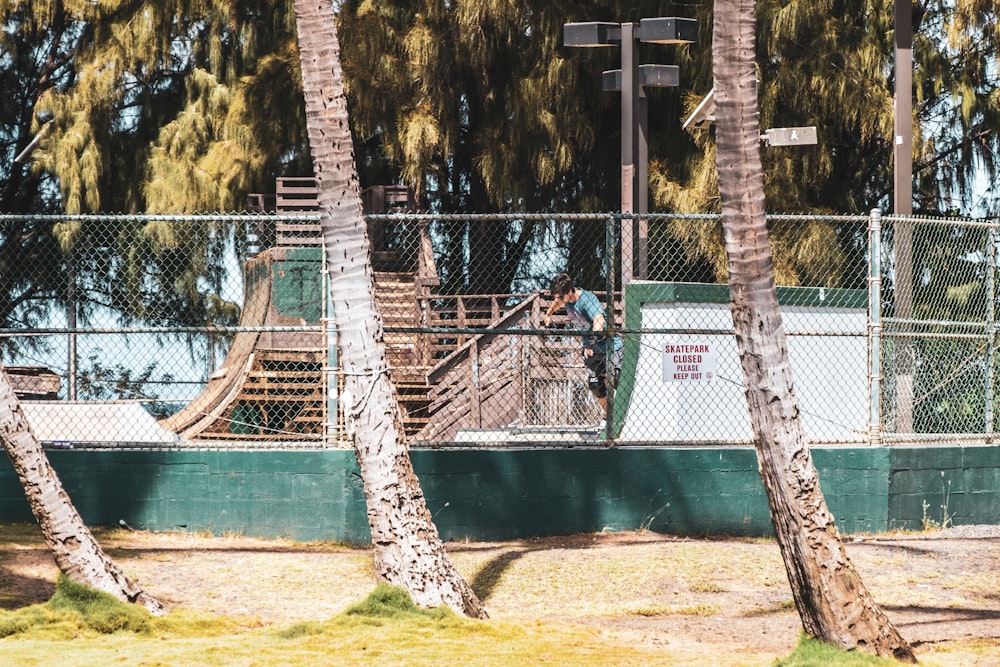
<box><xmin>584</xmin><ymin>347</ymin><xmax>622</xmax><ymax>399</ymax></box>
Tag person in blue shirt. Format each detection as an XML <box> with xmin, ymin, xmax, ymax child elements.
<box><xmin>543</xmin><ymin>273</ymin><xmax>622</xmax><ymax>413</ymax></box>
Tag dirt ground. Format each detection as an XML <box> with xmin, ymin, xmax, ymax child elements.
<box><xmin>1</xmin><ymin>525</ymin><xmax>999</xmax><ymax>664</ymax></box>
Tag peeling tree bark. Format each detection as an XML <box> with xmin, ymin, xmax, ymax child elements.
<box><xmin>712</xmin><ymin>0</ymin><xmax>914</xmax><ymax>660</ymax></box>
<box><xmin>293</xmin><ymin>0</ymin><xmax>486</xmax><ymax>618</ymax></box>
<box><xmin>0</xmin><ymin>366</ymin><xmax>164</xmax><ymax>614</ymax></box>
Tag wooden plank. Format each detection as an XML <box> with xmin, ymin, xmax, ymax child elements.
<box><xmin>7</xmin><ymin>368</ymin><xmax>61</xmax><ymax>397</ymax></box>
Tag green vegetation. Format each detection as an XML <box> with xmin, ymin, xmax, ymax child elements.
<box><xmin>344</xmin><ymin>583</ymin><xmax>454</xmax><ymax>621</ymax></box>
<box><xmin>0</xmin><ymin>581</ymin><xmax>700</xmax><ymax>666</ymax></box>
<box><xmin>5</xmin><ymin>1</ymin><xmax>1000</xmax><ymax>311</ymax></box>
<box><xmin>0</xmin><ymin>580</ymin><xmax>936</xmax><ymax>666</ymax></box>
<box><xmin>775</xmin><ymin>635</ymin><xmax>898</xmax><ymax>666</ymax></box>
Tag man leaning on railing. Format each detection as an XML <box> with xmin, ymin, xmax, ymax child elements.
<box><xmin>543</xmin><ymin>273</ymin><xmax>623</xmax><ymax>416</ymax></box>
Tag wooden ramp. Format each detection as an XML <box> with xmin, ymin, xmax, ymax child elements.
<box><xmin>160</xmin><ymin>248</ymin><xmax>326</xmax><ymax>441</ymax></box>
<box><xmin>210</xmin><ymin>178</ymin><xmax>445</xmax><ymax>441</ymax></box>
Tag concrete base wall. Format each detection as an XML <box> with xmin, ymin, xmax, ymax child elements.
<box><xmin>0</xmin><ymin>446</ymin><xmax>996</xmax><ymax>543</ymax></box>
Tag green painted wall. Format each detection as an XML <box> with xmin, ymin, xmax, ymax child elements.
<box><xmin>271</xmin><ymin>247</ymin><xmax>324</xmax><ymax>323</ymax></box>
<box><xmin>887</xmin><ymin>446</ymin><xmax>1000</xmax><ymax>530</ymax></box>
<box><xmin>0</xmin><ymin>446</ymin><xmax>996</xmax><ymax>543</ymax></box>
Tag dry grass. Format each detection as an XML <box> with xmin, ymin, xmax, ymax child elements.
<box><xmin>0</xmin><ymin>524</ymin><xmax>998</xmax><ymax>665</ymax></box>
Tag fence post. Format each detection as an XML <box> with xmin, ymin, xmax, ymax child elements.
<box><xmin>986</xmin><ymin>225</ymin><xmax>996</xmax><ymax>442</ymax></box>
<box><xmin>322</xmin><ymin>256</ymin><xmax>343</xmax><ymax>447</ymax></box>
<box><xmin>604</xmin><ymin>214</ymin><xmax>617</xmax><ymax>443</ymax></box>
<box><xmin>868</xmin><ymin>208</ymin><xmax>883</xmax><ymax>447</ymax></box>
<box><xmin>66</xmin><ymin>250</ymin><xmax>78</xmax><ymax>401</ymax></box>
<box><xmin>470</xmin><ymin>340</ymin><xmax>481</xmax><ymax>427</ymax></box>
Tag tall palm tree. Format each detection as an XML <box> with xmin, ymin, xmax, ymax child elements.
<box><xmin>0</xmin><ymin>367</ymin><xmax>164</xmax><ymax>613</ymax></box>
<box><xmin>292</xmin><ymin>0</ymin><xmax>485</xmax><ymax>618</ymax></box>
<box><xmin>712</xmin><ymin>0</ymin><xmax>914</xmax><ymax>660</ymax></box>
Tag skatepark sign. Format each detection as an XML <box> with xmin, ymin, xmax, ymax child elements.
<box><xmin>662</xmin><ymin>342</ymin><xmax>717</xmax><ymax>382</ymax></box>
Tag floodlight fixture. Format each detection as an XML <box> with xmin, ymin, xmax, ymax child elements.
<box><xmin>563</xmin><ymin>16</ymin><xmax>697</xmax><ymax>284</ymax></box>
<box><xmin>602</xmin><ymin>65</ymin><xmax>680</xmax><ymax>92</ymax></box>
<box><xmin>682</xmin><ymin>88</ymin><xmax>715</xmax><ymax>131</ymax></box>
<box><xmin>562</xmin><ymin>22</ymin><xmax>620</xmax><ymax>47</ymax></box>
<box><xmin>761</xmin><ymin>126</ymin><xmax>818</xmax><ymax>147</ymax></box>
<box><xmin>14</xmin><ymin>120</ymin><xmax>52</xmax><ymax>164</ymax></box>
<box><xmin>636</xmin><ymin>17</ymin><xmax>697</xmax><ymax>44</ymax></box>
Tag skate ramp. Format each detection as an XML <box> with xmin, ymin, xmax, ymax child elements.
<box><xmin>161</xmin><ymin>248</ymin><xmax>326</xmax><ymax>441</ymax></box>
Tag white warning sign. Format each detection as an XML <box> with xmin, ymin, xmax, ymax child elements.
<box><xmin>662</xmin><ymin>343</ymin><xmax>717</xmax><ymax>382</ymax></box>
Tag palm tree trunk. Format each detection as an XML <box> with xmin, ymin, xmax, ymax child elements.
<box><xmin>712</xmin><ymin>0</ymin><xmax>914</xmax><ymax>660</ymax></box>
<box><xmin>292</xmin><ymin>0</ymin><xmax>485</xmax><ymax>618</ymax></box>
<box><xmin>0</xmin><ymin>367</ymin><xmax>164</xmax><ymax>614</ymax></box>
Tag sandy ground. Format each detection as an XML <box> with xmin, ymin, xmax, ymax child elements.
<box><xmin>1</xmin><ymin>525</ymin><xmax>999</xmax><ymax>664</ymax></box>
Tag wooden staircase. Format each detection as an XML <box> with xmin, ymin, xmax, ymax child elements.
<box><xmin>417</xmin><ymin>295</ymin><xmax>539</xmax><ymax>441</ymax></box>
<box><xmin>374</xmin><ymin>270</ymin><xmax>436</xmax><ymax>437</ymax></box>
<box><xmin>275</xmin><ymin>177</ymin><xmax>323</xmax><ymax>246</ymax></box>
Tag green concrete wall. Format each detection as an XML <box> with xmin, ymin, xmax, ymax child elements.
<box><xmin>0</xmin><ymin>446</ymin><xmax>995</xmax><ymax>543</ymax></box>
<box><xmin>887</xmin><ymin>446</ymin><xmax>1000</xmax><ymax>530</ymax></box>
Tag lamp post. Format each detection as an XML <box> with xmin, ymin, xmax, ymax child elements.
<box><xmin>564</xmin><ymin>17</ymin><xmax>696</xmax><ymax>284</ymax></box>
<box><xmin>893</xmin><ymin>0</ymin><xmax>915</xmax><ymax>433</ymax></box>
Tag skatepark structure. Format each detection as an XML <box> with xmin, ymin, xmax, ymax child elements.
<box><xmin>8</xmin><ymin>179</ymin><xmax>868</xmax><ymax>449</ymax></box>
<box><xmin>158</xmin><ymin>179</ymin><xmax>566</xmax><ymax>444</ymax></box>
<box><xmin>4</xmin><ymin>204</ymin><xmax>1000</xmax><ymax>543</ymax></box>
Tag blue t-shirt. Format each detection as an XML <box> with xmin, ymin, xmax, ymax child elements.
<box><xmin>565</xmin><ymin>289</ymin><xmax>622</xmax><ymax>354</ymax></box>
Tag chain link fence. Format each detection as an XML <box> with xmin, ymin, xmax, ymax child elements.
<box><xmin>0</xmin><ymin>209</ymin><xmax>993</xmax><ymax>449</ymax></box>
<box><xmin>876</xmin><ymin>213</ymin><xmax>1000</xmax><ymax>444</ymax></box>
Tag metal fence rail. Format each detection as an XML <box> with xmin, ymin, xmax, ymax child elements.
<box><xmin>0</xmin><ymin>210</ymin><xmax>994</xmax><ymax>449</ymax></box>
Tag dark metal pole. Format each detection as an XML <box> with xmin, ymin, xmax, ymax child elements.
<box><xmin>636</xmin><ymin>86</ymin><xmax>649</xmax><ymax>279</ymax></box>
<box><xmin>605</xmin><ymin>214</ymin><xmax>616</xmax><ymax>442</ymax></box>
<box><xmin>67</xmin><ymin>252</ymin><xmax>77</xmax><ymax>401</ymax></box>
<box><xmin>620</xmin><ymin>23</ymin><xmax>638</xmax><ymax>286</ymax></box>
<box><xmin>894</xmin><ymin>0</ymin><xmax>913</xmax><ymax>216</ymax></box>
<box><xmin>893</xmin><ymin>0</ymin><xmax>915</xmax><ymax>432</ymax></box>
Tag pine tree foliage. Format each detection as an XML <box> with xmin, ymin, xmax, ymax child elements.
<box><xmin>1</xmin><ymin>0</ymin><xmax>308</xmax><ymax>337</ymax></box>
<box><xmin>651</xmin><ymin>0</ymin><xmax>1000</xmax><ymax>285</ymax></box>
<box><xmin>24</xmin><ymin>0</ymin><xmax>306</xmax><ymax>214</ymax></box>
<box><xmin>4</xmin><ymin>0</ymin><xmax>1000</xmax><ymax>300</ymax></box>
<box><xmin>665</xmin><ymin>0</ymin><xmax>1000</xmax><ymax>218</ymax></box>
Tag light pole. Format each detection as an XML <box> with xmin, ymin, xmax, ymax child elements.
<box><xmin>564</xmin><ymin>18</ymin><xmax>696</xmax><ymax>284</ymax></box>
<box><xmin>893</xmin><ymin>0</ymin><xmax>915</xmax><ymax>433</ymax></box>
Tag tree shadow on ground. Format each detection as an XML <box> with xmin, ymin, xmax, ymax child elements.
<box><xmin>884</xmin><ymin>604</ymin><xmax>1000</xmax><ymax>647</ymax></box>
<box><xmin>0</xmin><ymin>567</ymin><xmax>55</xmax><ymax>610</ymax></box>
<box><xmin>468</xmin><ymin>547</ymin><xmax>535</xmax><ymax>602</ymax></box>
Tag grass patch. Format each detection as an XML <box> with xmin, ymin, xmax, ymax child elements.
<box><xmin>344</xmin><ymin>583</ymin><xmax>454</xmax><ymax>621</ymax></box>
<box><xmin>0</xmin><ymin>574</ymin><xmax>153</xmax><ymax>640</ymax></box>
<box><xmin>0</xmin><ymin>574</ymin><xmax>245</xmax><ymax>642</ymax></box>
<box><xmin>0</xmin><ymin>583</ymin><xmax>691</xmax><ymax>667</ymax></box>
<box><xmin>689</xmin><ymin>580</ymin><xmax>726</xmax><ymax>593</ymax></box>
<box><xmin>775</xmin><ymin>635</ymin><xmax>898</xmax><ymax>666</ymax></box>
<box><xmin>47</xmin><ymin>573</ymin><xmax>153</xmax><ymax>633</ymax></box>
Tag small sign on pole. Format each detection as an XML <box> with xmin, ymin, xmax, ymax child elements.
<box><xmin>761</xmin><ymin>126</ymin><xmax>818</xmax><ymax>147</ymax></box>
<box><xmin>662</xmin><ymin>342</ymin><xmax>717</xmax><ymax>382</ymax></box>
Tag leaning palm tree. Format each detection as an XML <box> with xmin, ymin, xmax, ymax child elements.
<box><xmin>0</xmin><ymin>367</ymin><xmax>164</xmax><ymax>613</ymax></box>
<box><xmin>712</xmin><ymin>0</ymin><xmax>914</xmax><ymax>660</ymax></box>
<box><xmin>291</xmin><ymin>0</ymin><xmax>485</xmax><ymax>618</ymax></box>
